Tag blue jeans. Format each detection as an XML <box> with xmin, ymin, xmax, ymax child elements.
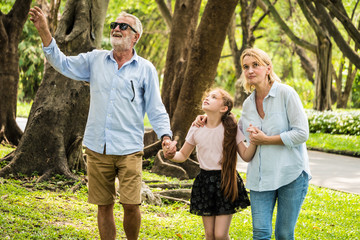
<box><xmin>250</xmin><ymin>171</ymin><xmax>309</xmax><ymax>240</ymax></box>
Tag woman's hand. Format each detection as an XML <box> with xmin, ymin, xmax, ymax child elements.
<box><xmin>192</xmin><ymin>115</ymin><xmax>207</xmax><ymax>128</ymax></box>
<box><xmin>247</xmin><ymin>125</ymin><xmax>266</xmax><ymax>145</ymax></box>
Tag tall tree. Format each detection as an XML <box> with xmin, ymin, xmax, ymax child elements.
<box><xmin>163</xmin><ymin>0</ymin><xmax>239</xmax><ymax>143</ymax></box>
<box><xmin>148</xmin><ymin>0</ymin><xmax>238</xmax><ymax>178</ymax></box>
<box><xmin>0</xmin><ymin>0</ymin><xmax>32</xmax><ymax>146</ymax></box>
<box><xmin>260</xmin><ymin>0</ymin><xmax>359</xmax><ymax>110</ymax></box>
<box><xmin>0</xmin><ymin>0</ymin><xmax>109</xmax><ymax>181</ymax></box>
<box><xmin>231</xmin><ymin>0</ymin><xmax>270</xmax><ymax>107</ymax></box>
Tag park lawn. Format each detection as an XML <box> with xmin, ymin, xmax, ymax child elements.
<box><xmin>307</xmin><ymin>133</ymin><xmax>360</xmax><ymax>154</ymax></box>
<box><xmin>4</xmin><ymin>103</ymin><xmax>360</xmax><ymax>238</ymax></box>
<box><xmin>0</xmin><ymin>170</ymin><xmax>359</xmax><ymax>239</ymax></box>
<box><xmin>1</xmin><ymin>145</ymin><xmax>360</xmax><ymax>239</ymax></box>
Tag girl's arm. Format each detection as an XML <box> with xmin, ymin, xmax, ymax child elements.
<box><xmin>237</xmin><ymin>141</ymin><xmax>257</xmax><ymax>162</ymax></box>
<box><xmin>168</xmin><ymin>142</ymin><xmax>195</xmax><ymax>163</ymax></box>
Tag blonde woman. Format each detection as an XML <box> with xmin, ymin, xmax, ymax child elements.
<box><xmin>239</xmin><ymin>48</ymin><xmax>311</xmax><ymax>240</ymax></box>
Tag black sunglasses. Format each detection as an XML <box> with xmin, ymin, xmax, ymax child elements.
<box><xmin>110</xmin><ymin>22</ymin><xmax>137</xmax><ymax>33</ymax></box>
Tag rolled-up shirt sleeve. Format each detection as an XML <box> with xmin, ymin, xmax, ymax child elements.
<box><xmin>280</xmin><ymin>89</ymin><xmax>309</xmax><ymax>149</ymax></box>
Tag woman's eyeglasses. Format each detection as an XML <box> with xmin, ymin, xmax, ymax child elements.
<box><xmin>110</xmin><ymin>22</ymin><xmax>137</xmax><ymax>33</ymax></box>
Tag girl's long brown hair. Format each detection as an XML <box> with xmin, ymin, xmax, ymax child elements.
<box><xmin>215</xmin><ymin>89</ymin><xmax>239</xmax><ymax>202</ymax></box>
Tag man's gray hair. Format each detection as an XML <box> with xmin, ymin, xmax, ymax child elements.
<box><xmin>118</xmin><ymin>12</ymin><xmax>143</xmax><ymax>44</ymax></box>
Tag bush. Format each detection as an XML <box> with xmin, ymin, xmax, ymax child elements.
<box><xmin>306</xmin><ymin>109</ymin><xmax>360</xmax><ymax>136</ymax></box>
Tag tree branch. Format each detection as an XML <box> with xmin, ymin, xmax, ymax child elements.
<box><xmin>155</xmin><ymin>0</ymin><xmax>172</xmax><ymax>29</ymax></box>
<box><xmin>259</xmin><ymin>0</ymin><xmax>316</xmax><ymax>52</ymax></box>
<box><xmin>314</xmin><ymin>2</ymin><xmax>360</xmax><ymax>69</ymax></box>
<box><xmin>313</xmin><ymin>0</ymin><xmax>360</xmax><ymax>45</ymax></box>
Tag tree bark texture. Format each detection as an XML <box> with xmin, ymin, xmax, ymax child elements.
<box><xmin>169</xmin><ymin>0</ymin><xmax>239</xmax><ymax>143</ymax></box>
<box><xmin>336</xmin><ymin>62</ymin><xmax>357</xmax><ymax>108</ymax></box>
<box><xmin>0</xmin><ymin>0</ymin><xmax>109</xmax><ymax>180</ymax></box>
<box><xmin>314</xmin><ymin>37</ymin><xmax>332</xmax><ymax>111</ymax></box>
<box><xmin>151</xmin><ymin>0</ymin><xmax>237</xmax><ymax>178</ymax></box>
<box><xmin>161</xmin><ymin>0</ymin><xmax>202</xmax><ymax>120</ymax></box>
<box><xmin>297</xmin><ymin>0</ymin><xmax>333</xmax><ymax>110</ymax></box>
<box><xmin>0</xmin><ymin>0</ymin><xmax>32</xmax><ymax>146</ymax></box>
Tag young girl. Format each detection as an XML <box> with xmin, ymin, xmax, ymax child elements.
<box><xmin>163</xmin><ymin>88</ymin><xmax>256</xmax><ymax>240</ymax></box>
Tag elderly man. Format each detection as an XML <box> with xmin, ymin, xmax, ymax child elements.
<box><xmin>29</xmin><ymin>7</ymin><xmax>174</xmax><ymax>240</ymax></box>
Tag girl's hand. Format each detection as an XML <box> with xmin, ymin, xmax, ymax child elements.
<box><xmin>192</xmin><ymin>115</ymin><xmax>207</xmax><ymax>128</ymax></box>
<box><xmin>246</xmin><ymin>124</ymin><xmax>258</xmax><ymax>134</ymax></box>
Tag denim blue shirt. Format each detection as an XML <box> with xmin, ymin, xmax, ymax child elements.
<box><xmin>43</xmin><ymin>38</ymin><xmax>172</xmax><ymax>155</ymax></box>
<box><xmin>239</xmin><ymin>81</ymin><xmax>311</xmax><ymax>191</ymax></box>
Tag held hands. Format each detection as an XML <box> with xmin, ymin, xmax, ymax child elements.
<box><xmin>247</xmin><ymin>124</ymin><xmax>266</xmax><ymax>145</ymax></box>
<box><xmin>162</xmin><ymin>138</ymin><xmax>177</xmax><ymax>159</ymax></box>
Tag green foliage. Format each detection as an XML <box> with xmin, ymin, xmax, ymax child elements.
<box><xmin>307</xmin><ymin>109</ymin><xmax>360</xmax><ymax>135</ymax></box>
<box><xmin>286</xmin><ymin>78</ymin><xmax>314</xmax><ymax>109</ymax></box>
<box><xmin>17</xmin><ymin>100</ymin><xmax>32</xmax><ymax>118</ymax></box>
<box><xmin>351</xmin><ymin>73</ymin><xmax>360</xmax><ymax>108</ymax></box>
<box><xmin>18</xmin><ymin>21</ymin><xmax>44</xmax><ymax>101</ymax></box>
<box><xmin>0</xmin><ymin>0</ymin><xmax>16</xmax><ymax>13</ymax></box>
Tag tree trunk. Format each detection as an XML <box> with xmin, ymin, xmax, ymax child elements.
<box><xmin>314</xmin><ymin>37</ymin><xmax>332</xmax><ymax>111</ymax></box>
<box><xmin>293</xmin><ymin>45</ymin><xmax>315</xmax><ymax>83</ymax></box>
<box><xmin>170</xmin><ymin>0</ymin><xmax>238</xmax><ymax>143</ymax></box>
<box><xmin>336</xmin><ymin>62</ymin><xmax>357</xmax><ymax>108</ymax></box>
<box><xmin>0</xmin><ymin>0</ymin><xmax>109</xmax><ymax>180</ymax></box>
<box><xmin>297</xmin><ymin>0</ymin><xmax>333</xmax><ymax>111</ymax></box>
<box><xmin>151</xmin><ymin>0</ymin><xmax>238</xmax><ymax>178</ymax></box>
<box><xmin>161</xmin><ymin>0</ymin><xmax>202</xmax><ymax>119</ymax></box>
<box><xmin>0</xmin><ymin>0</ymin><xmax>32</xmax><ymax>146</ymax></box>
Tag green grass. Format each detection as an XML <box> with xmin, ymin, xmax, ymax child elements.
<box><xmin>7</xmin><ymin>103</ymin><xmax>359</xmax><ymax>238</ymax></box>
<box><xmin>16</xmin><ymin>101</ymin><xmax>32</xmax><ymax>118</ymax></box>
<box><xmin>307</xmin><ymin>133</ymin><xmax>360</xmax><ymax>154</ymax></box>
<box><xmin>0</xmin><ymin>167</ymin><xmax>359</xmax><ymax>239</ymax></box>
<box><xmin>1</xmin><ymin>145</ymin><xmax>360</xmax><ymax>239</ymax></box>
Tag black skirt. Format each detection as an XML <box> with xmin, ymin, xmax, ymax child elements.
<box><xmin>190</xmin><ymin>169</ymin><xmax>250</xmax><ymax>216</ymax></box>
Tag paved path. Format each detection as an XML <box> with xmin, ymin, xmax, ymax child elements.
<box><xmin>17</xmin><ymin>118</ymin><xmax>360</xmax><ymax>195</ymax></box>
<box><xmin>237</xmin><ymin>150</ymin><xmax>360</xmax><ymax>195</ymax></box>
<box><xmin>17</xmin><ymin>117</ymin><xmax>27</xmax><ymax>131</ymax></box>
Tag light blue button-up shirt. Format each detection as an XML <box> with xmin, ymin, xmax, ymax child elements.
<box><xmin>239</xmin><ymin>81</ymin><xmax>311</xmax><ymax>191</ymax></box>
<box><xmin>43</xmin><ymin>38</ymin><xmax>172</xmax><ymax>155</ymax></box>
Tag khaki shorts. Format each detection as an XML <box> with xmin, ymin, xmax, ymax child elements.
<box><xmin>85</xmin><ymin>148</ymin><xmax>143</xmax><ymax>205</ymax></box>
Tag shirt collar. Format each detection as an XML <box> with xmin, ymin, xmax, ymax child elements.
<box><xmin>250</xmin><ymin>81</ymin><xmax>279</xmax><ymax>101</ymax></box>
<box><xmin>107</xmin><ymin>48</ymin><xmax>139</xmax><ymax>64</ymax></box>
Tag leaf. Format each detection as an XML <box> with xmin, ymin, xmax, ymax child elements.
<box><xmin>176</xmin><ymin>233</ymin><xmax>183</xmax><ymax>239</ymax></box>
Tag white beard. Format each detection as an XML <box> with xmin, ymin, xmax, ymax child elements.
<box><xmin>110</xmin><ymin>33</ymin><xmax>133</xmax><ymax>51</ymax></box>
